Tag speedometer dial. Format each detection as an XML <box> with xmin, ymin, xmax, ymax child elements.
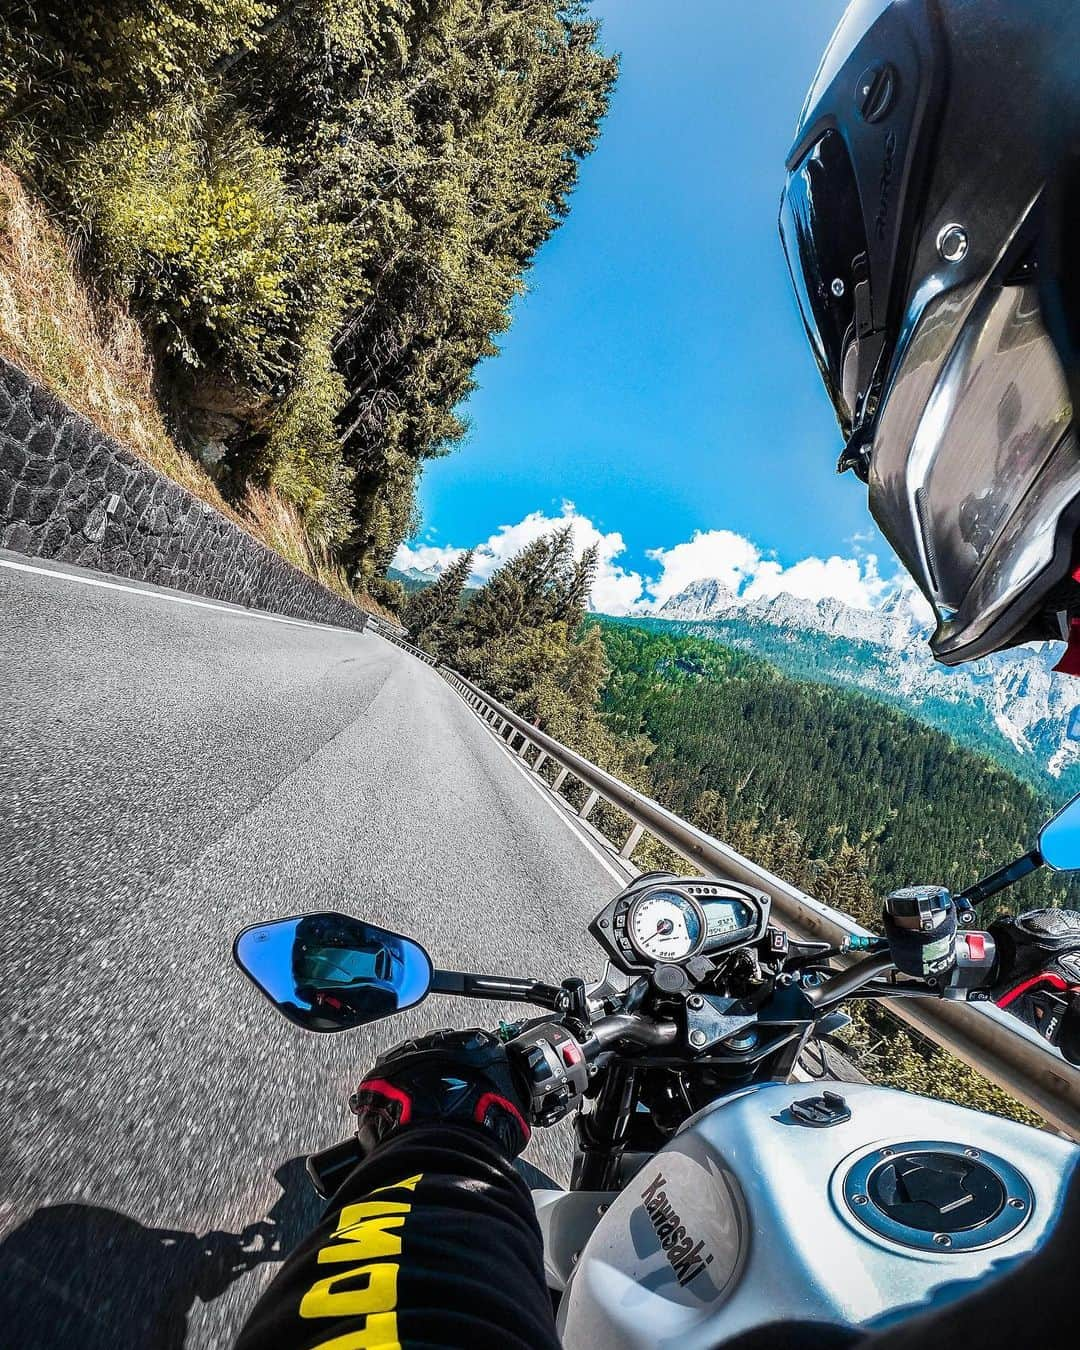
<box><xmin>628</xmin><ymin>889</ymin><xmax>704</xmax><ymax>963</ymax></box>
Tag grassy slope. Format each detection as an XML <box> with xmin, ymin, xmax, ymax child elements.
<box><xmin>0</xmin><ymin>166</ymin><xmax>395</xmax><ymax>619</ymax></box>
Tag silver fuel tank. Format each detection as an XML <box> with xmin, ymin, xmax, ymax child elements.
<box><xmin>556</xmin><ymin>1081</ymin><xmax>1078</xmax><ymax>1349</ymax></box>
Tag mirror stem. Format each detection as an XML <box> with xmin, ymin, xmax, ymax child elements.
<box><xmin>956</xmin><ymin>849</ymin><xmax>1042</xmax><ymax>908</ymax></box>
<box><xmin>430</xmin><ymin>969</ymin><xmax>563</xmax><ymax>1010</ymax></box>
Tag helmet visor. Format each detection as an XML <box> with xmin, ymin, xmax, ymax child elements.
<box><xmin>780</xmin><ymin>131</ymin><xmax>874</xmax><ymax>434</ymax></box>
<box><xmin>868</xmin><ymin>280</ymin><xmax>1077</xmax><ymax>661</ymax></box>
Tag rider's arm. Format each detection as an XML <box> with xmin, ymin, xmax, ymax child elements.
<box><xmin>235</xmin><ymin>1123</ymin><xmax>560</xmax><ymax>1350</ymax></box>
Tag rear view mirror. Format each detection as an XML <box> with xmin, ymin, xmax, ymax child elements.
<box><xmin>234</xmin><ymin>912</ymin><xmax>433</xmax><ymax>1031</ymax></box>
<box><xmin>1038</xmin><ymin>792</ymin><xmax>1080</xmax><ymax>872</ymax></box>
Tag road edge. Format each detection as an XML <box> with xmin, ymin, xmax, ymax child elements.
<box><xmin>0</xmin><ymin>356</ymin><xmax>368</xmax><ymax>633</ymax></box>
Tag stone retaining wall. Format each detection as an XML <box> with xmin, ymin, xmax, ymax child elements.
<box><xmin>0</xmin><ymin>357</ymin><xmax>367</xmax><ymax>631</ymax></box>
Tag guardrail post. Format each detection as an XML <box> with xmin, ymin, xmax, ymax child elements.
<box><xmin>579</xmin><ymin>790</ymin><xmax>600</xmax><ymax>821</ymax></box>
<box><xmin>620</xmin><ymin>823</ymin><xmax>645</xmax><ymax>859</ymax></box>
<box><xmin>516</xmin><ymin>738</ymin><xmax>530</xmax><ymax>758</ymax></box>
<box><xmin>552</xmin><ymin>767</ymin><xmax>569</xmax><ymax>793</ymax></box>
<box><xmin>533</xmin><ymin>750</ymin><xmax>547</xmax><ymax>775</ymax></box>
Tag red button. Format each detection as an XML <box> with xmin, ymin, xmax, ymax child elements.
<box><xmin>966</xmin><ymin>934</ymin><xmax>986</xmax><ymax>960</ymax></box>
<box><xmin>560</xmin><ymin>1043</ymin><xmax>582</xmax><ymax>1068</ymax></box>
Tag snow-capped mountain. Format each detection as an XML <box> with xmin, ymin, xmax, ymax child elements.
<box><xmin>390</xmin><ymin>563</ymin><xmax>444</xmax><ymax>585</ymax></box>
<box><xmin>649</xmin><ymin>578</ymin><xmax>1080</xmax><ymax>784</ymax></box>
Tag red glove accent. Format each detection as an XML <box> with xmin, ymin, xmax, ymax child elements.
<box><xmin>1052</xmin><ymin>617</ymin><xmax>1080</xmax><ymax>676</ymax></box>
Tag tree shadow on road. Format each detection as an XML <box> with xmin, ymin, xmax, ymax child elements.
<box><xmin>0</xmin><ymin>1155</ymin><xmax>322</xmax><ymax>1350</ymax></box>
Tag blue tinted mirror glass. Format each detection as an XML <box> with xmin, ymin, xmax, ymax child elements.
<box><xmin>1038</xmin><ymin>794</ymin><xmax>1080</xmax><ymax>872</ymax></box>
<box><xmin>234</xmin><ymin>913</ymin><xmax>433</xmax><ymax>1031</ymax></box>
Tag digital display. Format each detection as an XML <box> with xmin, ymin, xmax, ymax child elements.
<box><xmin>701</xmin><ymin>897</ymin><xmax>752</xmax><ymax>943</ymax></box>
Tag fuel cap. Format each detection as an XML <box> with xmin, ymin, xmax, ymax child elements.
<box><xmin>842</xmin><ymin>1142</ymin><xmax>1032</xmax><ymax>1251</ymax></box>
<box><xmin>867</xmin><ymin>1153</ymin><xmax>1003</xmax><ymax>1233</ymax></box>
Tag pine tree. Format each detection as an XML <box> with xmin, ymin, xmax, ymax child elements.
<box><xmin>0</xmin><ymin>2</ymin><xmax>618</xmax><ymax>565</ymax></box>
<box><xmin>558</xmin><ymin>542</ymin><xmax>598</xmax><ymax>624</ymax></box>
<box><xmin>404</xmin><ymin>549</ymin><xmax>474</xmax><ymax>657</ymax></box>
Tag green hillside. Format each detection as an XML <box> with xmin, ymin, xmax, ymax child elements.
<box><xmin>632</xmin><ymin>614</ymin><xmax>1080</xmax><ymax>797</ymax></box>
<box><xmin>598</xmin><ymin>619</ymin><xmax>1074</xmax><ymax>912</ymax></box>
<box><xmin>0</xmin><ymin>5</ymin><xmax>616</xmax><ymax>577</ymax></box>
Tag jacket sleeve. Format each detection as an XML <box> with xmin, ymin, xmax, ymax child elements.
<box><xmin>234</xmin><ymin>1123</ymin><xmax>561</xmax><ymax>1350</ymax></box>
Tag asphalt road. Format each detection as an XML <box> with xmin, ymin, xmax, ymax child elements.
<box><xmin>0</xmin><ymin>551</ymin><xmax>633</xmax><ymax>1349</ymax></box>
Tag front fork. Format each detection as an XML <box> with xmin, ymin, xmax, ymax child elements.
<box><xmin>570</xmin><ymin>1062</ymin><xmax>639</xmax><ymax>1190</ymax></box>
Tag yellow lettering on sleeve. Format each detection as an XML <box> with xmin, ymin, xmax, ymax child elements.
<box><xmin>368</xmin><ymin>1174</ymin><xmax>423</xmax><ymax>1195</ymax></box>
<box><xmin>299</xmin><ymin>1261</ymin><xmax>398</xmax><ymax>1321</ymax></box>
<box><xmin>318</xmin><ymin>1214</ymin><xmax>405</xmax><ymax>1264</ymax></box>
<box><xmin>337</xmin><ymin>1200</ymin><xmax>412</xmax><ymax>1224</ymax></box>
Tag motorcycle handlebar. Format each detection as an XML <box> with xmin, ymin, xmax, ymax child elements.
<box><xmin>805</xmin><ymin>951</ymin><xmax>898</xmax><ymax>1007</ymax></box>
<box><xmin>587</xmin><ymin>1012</ymin><xmax>680</xmax><ymax>1054</ymax></box>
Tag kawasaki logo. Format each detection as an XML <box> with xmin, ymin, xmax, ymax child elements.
<box><xmin>640</xmin><ymin>1172</ymin><xmax>715</xmax><ymax>1287</ymax></box>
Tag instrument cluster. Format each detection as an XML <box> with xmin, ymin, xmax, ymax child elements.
<box><xmin>590</xmin><ymin>874</ymin><xmax>770</xmax><ymax>974</ymax></box>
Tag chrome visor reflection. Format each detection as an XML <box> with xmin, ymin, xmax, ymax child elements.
<box><xmin>869</xmin><ymin>280</ymin><xmax>1074</xmax><ymax>660</ymax></box>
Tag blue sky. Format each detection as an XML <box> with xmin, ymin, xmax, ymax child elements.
<box><xmin>395</xmin><ymin>0</ymin><xmax>900</xmax><ymax>613</ymax></box>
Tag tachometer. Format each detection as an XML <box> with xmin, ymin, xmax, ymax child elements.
<box><xmin>627</xmin><ymin>888</ymin><xmax>705</xmax><ymax>963</ymax></box>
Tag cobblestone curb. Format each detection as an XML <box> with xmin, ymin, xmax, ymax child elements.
<box><xmin>0</xmin><ymin>358</ymin><xmax>367</xmax><ymax>632</ymax></box>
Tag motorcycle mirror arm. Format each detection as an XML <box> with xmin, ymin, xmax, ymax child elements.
<box><xmin>429</xmin><ymin>969</ymin><xmax>564</xmax><ymax>1011</ymax></box>
<box><xmin>955</xmin><ymin>848</ymin><xmax>1042</xmax><ymax>909</ymax></box>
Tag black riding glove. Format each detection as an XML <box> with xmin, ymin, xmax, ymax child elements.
<box><xmin>349</xmin><ymin>1026</ymin><xmax>532</xmax><ymax>1160</ymax></box>
<box><xmin>989</xmin><ymin>908</ymin><xmax>1080</xmax><ymax>1061</ymax></box>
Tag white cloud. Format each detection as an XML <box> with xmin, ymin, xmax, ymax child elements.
<box><xmin>644</xmin><ymin>530</ymin><xmax>761</xmax><ymax>606</ymax></box>
<box><xmin>743</xmin><ymin>552</ymin><xmax>888</xmax><ymax>609</ymax></box>
<box><xmin>644</xmin><ymin>528</ymin><xmax>889</xmax><ymax>611</ymax></box>
<box><xmin>390</xmin><ymin>541</ymin><xmax>465</xmax><ymax>575</ymax></box>
<box><xmin>393</xmin><ymin>502</ymin><xmax>645</xmax><ymax>614</ymax></box>
<box><xmin>395</xmin><ymin>510</ymin><xmax>897</xmax><ymax>616</ymax></box>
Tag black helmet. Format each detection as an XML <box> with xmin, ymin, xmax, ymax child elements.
<box><xmin>780</xmin><ymin>0</ymin><xmax>1080</xmax><ymax>665</ymax></box>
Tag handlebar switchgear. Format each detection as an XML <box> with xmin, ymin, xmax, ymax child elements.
<box><xmin>509</xmin><ymin>1022</ymin><xmax>591</xmax><ymax>1126</ymax></box>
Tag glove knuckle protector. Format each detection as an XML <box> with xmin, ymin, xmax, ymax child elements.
<box><xmin>349</xmin><ymin>1027</ymin><xmax>531</xmax><ymax>1159</ymax></box>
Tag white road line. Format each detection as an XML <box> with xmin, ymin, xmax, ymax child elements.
<box><xmin>479</xmin><ymin>713</ymin><xmax>631</xmax><ymax>887</ymax></box>
<box><xmin>0</xmin><ymin>556</ymin><xmax>362</xmax><ymax>634</ymax></box>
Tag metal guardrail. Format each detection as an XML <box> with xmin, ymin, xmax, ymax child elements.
<box><xmin>429</xmin><ymin>664</ymin><xmax>1080</xmax><ymax>1138</ymax></box>
<box><xmin>367</xmin><ymin>617</ymin><xmax>437</xmax><ymax>662</ymax></box>
<box><xmin>366</xmin><ymin>614</ymin><xmax>408</xmax><ymax>639</ymax></box>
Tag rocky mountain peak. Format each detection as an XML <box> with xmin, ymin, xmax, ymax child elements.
<box><xmin>641</xmin><ymin>575</ymin><xmax>1080</xmax><ymax>781</ymax></box>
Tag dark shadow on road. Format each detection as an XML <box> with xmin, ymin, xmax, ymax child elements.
<box><xmin>0</xmin><ymin>1156</ymin><xmax>322</xmax><ymax>1350</ymax></box>
<box><xmin>516</xmin><ymin>1157</ymin><xmax>561</xmax><ymax>1190</ymax></box>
